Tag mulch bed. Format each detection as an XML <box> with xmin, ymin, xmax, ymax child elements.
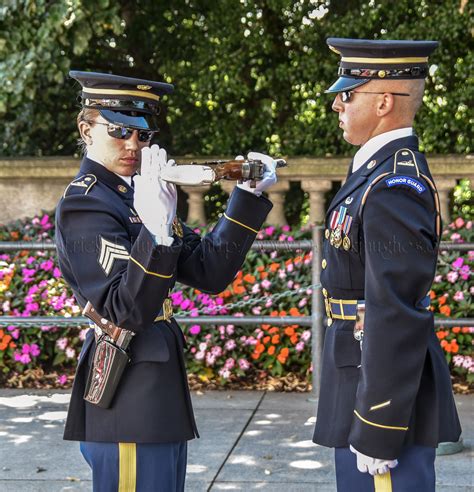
<box><xmin>1</xmin><ymin>369</ymin><xmax>472</xmax><ymax>394</ymax></box>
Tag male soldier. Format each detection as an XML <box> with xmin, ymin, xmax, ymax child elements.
<box><xmin>56</xmin><ymin>71</ymin><xmax>277</xmax><ymax>491</ymax></box>
<box><xmin>312</xmin><ymin>39</ymin><xmax>461</xmax><ymax>491</ymax></box>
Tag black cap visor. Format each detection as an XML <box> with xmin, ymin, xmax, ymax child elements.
<box><xmin>325</xmin><ymin>76</ymin><xmax>370</xmax><ymax>93</ymax></box>
<box><xmin>99</xmin><ymin>109</ymin><xmax>159</xmax><ymax>131</ymax></box>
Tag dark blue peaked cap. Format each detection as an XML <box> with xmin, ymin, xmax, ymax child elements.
<box><xmin>69</xmin><ymin>71</ymin><xmax>174</xmax><ymax>131</ymax></box>
<box><xmin>325</xmin><ymin>38</ymin><xmax>439</xmax><ymax>93</ymax></box>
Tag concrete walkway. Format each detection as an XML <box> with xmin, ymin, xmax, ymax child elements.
<box><xmin>0</xmin><ymin>390</ymin><xmax>472</xmax><ymax>491</ymax></box>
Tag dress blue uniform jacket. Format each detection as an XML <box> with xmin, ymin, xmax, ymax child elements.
<box><xmin>312</xmin><ymin>135</ymin><xmax>461</xmax><ymax>460</ymax></box>
<box><xmin>56</xmin><ymin>157</ymin><xmax>273</xmax><ymax>444</ymax></box>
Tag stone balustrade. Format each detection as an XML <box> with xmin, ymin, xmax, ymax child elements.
<box><xmin>0</xmin><ymin>155</ymin><xmax>472</xmax><ymax>226</ymax></box>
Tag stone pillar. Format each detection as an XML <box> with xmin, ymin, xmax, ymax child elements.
<box><xmin>434</xmin><ymin>178</ymin><xmax>457</xmax><ymax>225</ymax></box>
<box><xmin>301</xmin><ymin>179</ymin><xmax>333</xmax><ymax>224</ymax></box>
<box><xmin>266</xmin><ymin>180</ymin><xmax>290</xmax><ymax>226</ymax></box>
<box><xmin>180</xmin><ymin>185</ymin><xmax>210</xmax><ymax>225</ymax></box>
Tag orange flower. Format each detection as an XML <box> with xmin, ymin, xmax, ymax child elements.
<box><xmin>429</xmin><ymin>290</ymin><xmax>436</xmax><ymax>300</ymax></box>
<box><xmin>263</xmin><ymin>336</ymin><xmax>271</xmax><ymax>345</ymax></box>
<box><xmin>284</xmin><ymin>327</ymin><xmax>295</xmax><ymax>337</ymax></box>
<box><xmin>9</xmin><ymin>341</ymin><xmax>16</xmax><ymax>349</ymax></box>
<box><xmin>436</xmin><ymin>330</ymin><xmax>447</xmax><ymax>340</ymax></box>
<box><xmin>289</xmin><ymin>307</ymin><xmax>300</xmax><ymax>317</ymax></box>
<box><xmin>440</xmin><ymin>339</ymin><xmax>448</xmax><ymax>348</ymax></box>
<box><xmin>255</xmin><ymin>343</ymin><xmax>265</xmax><ymax>354</ymax></box>
<box><xmin>268</xmin><ymin>346</ymin><xmax>276</xmax><ymax>355</ymax></box>
<box><xmin>451</xmin><ymin>342</ymin><xmax>459</xmax><ymax>354</ymax></box>
<box><xmin>269</xmin><ymin>327</ymin><xmax>279</xmax><ymax>334</ymax></box>
<box><xmin>260</xmin><ymin>271</ymin><xmax>268</xmax><ymax>279</ymax></box>
<box><xmin>452</xmin><ymin>327</ymin><xmax>461</xmax><ymax>334</ymax></box>
<box><xmin>256</xmin><ymin>266</ymin><xmax>265</xmax><ymax>272</ymax></box>
<box><xmin>271</xmin><ymin>335</ymin><xmax>280</xmax><ymax>345</ymax></box>
<box><xmin>280</xmin><ymin>347</ymin><xmax>289</xmax><ymax>357</ymax></box>
<box><xmin>277</xmin><ymin>354</ymin><xmax>287</xmax><ymax>364</ymax></box>
<box><xmin>243</xmin><ymin>274</ymin><xmax>256</xmax><ymax>284</ymax></box>
<box><xmin>251</xmin><ymin>352</ymin><xmax>260</xmax><ymax>360</ymax></box>
<box><xmin>269</xmin><ymin>263</ymin><xmax>280</xmax><ymax>272</ymax></box>
<box><xmin>262</xmin><ymin>324</ymin><xmax>270</xmax><ymax>331</ymax></box>
<box><xmin>0</xmin><ymin>330</ymin><xmax>4</xmax><ymax>338</ymax></box>
<box><xmin>438</xmin><ymin>295</ymin><xmax>447</xmax><ymax>306</ymax></box>
<box><xmin>462</xmin><ymin>327</ymin><xmax>470</xmax><ymax>334</ymax></box>
<box><xmin>279</xmin><ymin>310</ymin><xmax>287</xmax><ymax>317</ymax></box>
<box><xmin>10</xmin><ymin>231</ymin><xmax>19</xmax><ymax>240</ymax></box>
<box><xmin>290</xmin><ymin>334</ymin><xmax>299</xmax><ymax>345</ymax></box>
<box><xmin>439</xmin><ymin>305</ymin><xmax>451</xmax><ymax>317</ymax></box>
<box><xmin>270</xmin><ymin>310</ymin><xmax>279</xmax><ymax>317</ymax></box>
<box><xmin>220</xmin><ymin>289</ymin><xmax>232</xmax><ymax>298</ymax></box>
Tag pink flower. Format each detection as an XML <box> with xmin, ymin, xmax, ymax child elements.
<box><xmin>450</xmin><ymin>233</ymin><xmax>461</xmax><ymax>241</ymax></box>
<box><xmin>53</xmin><ymin>267</ymin><xmax>62</xmax><ymax>278</ymax></box>
<box><xmin>65</xmin><ymin>347</ymin><xmax>76</xmax><ymax>359</ymax></box>
<box><xmin>238</xmin><ymin>358</ymin><xmax>250</xmax><ymax>370</ymax></box>
<box><xmin>301</xmin><ymin>330</ymin><xmax>311</xmax><ymax>342</ymax></box>
<box><xmin>282</xmin><ymin>225</ymin><xmax>290</xmax><ymax>232</ymax></box>
<box><xmin>298</xmin><ymin>298</ymin><xmax>307</xmax><ymax>308</ymax></box>
<box><xmin>454</xmin><ymin>217</ymin><xmax>464</xmax><ymax>228</ymax></box>
<box><xmin>434</xmin><ymin>275</ymin><xmax>443</xmax><ymax>283</ymax></box>
<box><xmin>180</xmin><ymin>299</ymin><xmax>191</xmax><ymax>310</ymax></box>
<box><xmin>452</xmin><ymin>257</ymin><xmax>464</xmax><ymax>269</ymax></box>
<box><xmin>57</xmin><ymin>374</ymin><xmax>68</xmax><ymax>385</ymax></box>
<box><xmin>261</xmin><ymin>279</ymin><xmax>272</xmax><ymax>289</ymax></box>
<box><xmin>40</xmin><ymin>260</ymin><xmax>54</xmax><ymax>271</ymax></box>
<box><xmin>195</xmin><ymin>351</ymin><xmax>205</xmax><ymax>361</ymax></box>
<box><xmin>226</xmin><ymin>325</ymin><xmax>235</xmax><ymax>336</ymax></box>
<box><xmin>26</xmin><ymin>257</ymin><xmax>36</xmax><ymax>265</ymax></box>
<box><xmin>251</xmin><ymin>283</ymin><xmax>260</xmax><ymax>294</ymax></box>
<box><xmin>56</xmin><ymin>337</ymin><xmax>68</xmax><ymax>350</ymax></box>
<box><xmin>224</xmin><ymin>357</ymin><xmax>235</xmax><ymax>369</ymax></box>
<box><xmin>7</xmin><ymin>326</ymin><xmax>19</xmax><ymax>339</ymax></box>
<box><xmin>459</xmin><ymin>265</ymin><xmax>470</xmax><ymax>281</ymax></box>
<box><xmin>211</xmin><ymin>345</ymin><xmax>223</xmax><ymax>357</ymax></box>
<box><xmin>14</xmin><ymin>352</ymin><xmax>31</xmax><ymax>364</ymax></box>
<box><xmin>225</xmin><ymin>340</ymin><xmax>236</xmax><ymax>351</ymax></box>
<box><xmin>189</xmin><ymin>325</ymin><xmax>201</xmax><ymax>335</ymax></box>
<box><xmin>296</xmin><ymin>341</ymin><xmax>305</xmax><ymax>352</ymax></box>
<box><xmin>252</xmin><ymin>306</ymin><xmax>261</xmax><ymax>315</ymax></box>
<box><xmin>446</xmin><ymin>271</ymin><xmax>459</xmax><ymax>283</ymax></box>
<box><xmin>30</xmin><ymin>343</ymin><xmax>40</xmax><ymax>357</ymax></box>
<box><xmin>205</xmin><ymin>353</ymin><xmax>216</xmax><ymax>366</ymax></box>
<box><xmin>218</xmin><ymin>368</ymin><xmax>231</xmax><ymax>379</ymax></box>
<box><xmin>265</xmin><ymin>226</ymin><xmax>275</xmax><ymax>236</ymax></box>
<box><xmin>453</xmin><ymin>291</ymin><xmax>464</xmax><ymax>302</ymax></box>
<box><xmin>466</xmin><ymin>221</ymin><xmax>472</xmax><ymax>230</ymax></box>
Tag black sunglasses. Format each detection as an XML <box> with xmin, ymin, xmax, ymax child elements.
<box><xmin>340</xmin><ymin>91</ymin><xmax>411</xmax><ymax>103</ymax></box>
<box><xmin>87</xmin><ymin>121</ymin><xmax>156</xmax><ymax>142</ymax></box>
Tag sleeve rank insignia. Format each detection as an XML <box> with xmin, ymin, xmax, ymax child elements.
<box><xmin>98</xmin><ymin>236</ymin><xmax>130</xmax><ymax>275</ymax></box>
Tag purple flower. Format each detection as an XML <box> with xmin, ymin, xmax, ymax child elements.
<box><xmin>189</xmin><ymin>325</ymin><xmax>201</xmax><ymax>335</ymax></box>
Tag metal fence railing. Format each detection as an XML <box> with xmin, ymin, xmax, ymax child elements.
<box><xmin>0</xmin><ymin>233</ymin><xmax>473</xmax><ymax>397</ymax></box>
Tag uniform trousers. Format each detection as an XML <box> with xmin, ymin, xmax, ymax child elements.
<box><xmin>80</xmin><ymin>441</ymin><xmax>187</xmax><ymax>492</ymax></box>
<box><xmin>335</xmin><ymin>445</ymin><xmax>435</xmax><ymax>492</ymax></box>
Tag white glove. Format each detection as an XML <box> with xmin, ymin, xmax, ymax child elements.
<box><xmin>349</xmin><ymin>445</ymin><xmax>398</xmax><ymax>476</ymax></box>
<box><xmin>236</xmin><ymin>151</ymin><xmax>277</xmax><ymax>196</ymax></box>
<box><xmin>134</xmin><ymin>144</ymin><xmax>177</xmax><ymax>246</ymax></box>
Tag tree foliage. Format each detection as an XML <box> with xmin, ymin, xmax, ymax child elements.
<box><xmin>1</xmin><ymin>0</ymin><xmax>472</xmax><ymax>157</ymax></box>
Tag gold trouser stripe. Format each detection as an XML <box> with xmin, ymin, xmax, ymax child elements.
<box><xmin>342</xmin><ymin>56</ymin><xmax>427</xmax><ymax>64</ymax></box>
<box><xmin>84</xmin><ymin>88</ymin><xmax>161</xmax><ymax>102</ymax></box>
<box><xmin>223</xmin><ymin>213</ymin><xmax>259</xmax><ymax>234</ymax></box>
<box><xmin>129</xmin><ymin>256</ymin><xmax>173</xmax><ymax>279</ymax></box>
<box><xmin>354</xmin><ymin>410</ymin><xmax>409</xmax><ymax>431</ymax></box>
<box><xmin>374</xmin><ymin>471</ymin><xmax>393</xmax><ymax>492</ymax></box>
<box><xmin>119</xmin><ymin>443</ymin><xmax>136</xmax><ymax>492</ymax></box>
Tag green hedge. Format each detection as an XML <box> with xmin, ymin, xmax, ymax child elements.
<box><xmin>1</xmin><ymin>0</ymin><xmax>472</xmax><ymax>158</ymax></box>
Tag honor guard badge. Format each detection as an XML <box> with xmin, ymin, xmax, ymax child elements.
<box><xmin>329</xmin><ymin>206</ymin><xmax>353</xmax><ymax>250</ymax></box>
<box><xmin>98</xmin><ymin>237</ymin><xmax>130</xmax><ymax>276</ymax></box>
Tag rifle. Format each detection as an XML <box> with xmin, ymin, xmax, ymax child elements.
<box><xmin>160</xmin><ymin>158</ymin><xmax>287</xmax><ymax>187</ymax></box>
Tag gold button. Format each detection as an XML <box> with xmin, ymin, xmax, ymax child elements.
<box><xmin>327</xmin><ymin>318</ymin><xmax>333</xmax><ymax>327</ymax></box>
<box><xmin>325</xmin><ymin>229</ymin><xmax>330</xmax><ymax>239</ymax></box>
<box><xmin>322</xmin><ymin>288</ymin><xmax>328</xmax><ymax>297</ymax></box>
<box><xmin>322</xmin><ymin>259</ymin><xmax>327</xmax><ymax>269</ymax></box>
<box><xmin>367</xmin><ymin>159</ymin><xmax>377</xmax><ymax>169</ymax></box>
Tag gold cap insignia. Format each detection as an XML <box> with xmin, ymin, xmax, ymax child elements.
<box><xmin>137</xmin><ymin>84</ymin><xmax>152</xmax><ymax>90</ymax></box>
<box><xmin>117</xmin><ymin>184</ymin><xmax>128</xmax><ymax>193</ymax></box>
<box><xmin>367</xmin><ymin>159</ymin><xmax>377</xmax><ymax>169</ymax></box>
<box><xmin>378</xmin><ymin>70</ymin><xmax>386</xmax><ymax>78</ymax></box>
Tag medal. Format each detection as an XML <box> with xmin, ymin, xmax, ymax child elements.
<box><xmin>333</xmin><ymin>225</ymin><xmax>343</xmax><ymax>248</ymax></box>
<box><xmin>343</xmin><ymin>236</ymin><xmax>351</xmax><ymax>250</ymax></box>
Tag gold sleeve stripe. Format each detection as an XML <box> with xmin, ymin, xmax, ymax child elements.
<box><xmin>223</xmin><ymin>213</ymin><xmax>259</xmax><ymax>234</ymax></box>
<box><xmin>341</xmin><ymin>56</ymin><xmax>427</xmax><ymax>64</ymax></box>
<box><xmin>129</xmin><ymin>256</ymin><xmax>173</xmax><ymax>279</ymax></box>
<box><xmin>354</xmin><ymin>410</ymin><xmax>408</xmax><ymax>431</ymax></box>
<box><xmin>369</xmin><ymin>400</ymin><xmax>392</xmax><ymax>411</ymax></box>
<box><xmin>83</xmin><ymin>88</ymin><xmax>161</xmax><ymax>102</ymax></box>
<box><xmin>374</xmin><ymin>471</ymin><xmax>393</xmax><ymax>492</ymax></box>
<box><xmin>119</xmin><ymin>443</ymin><xmax>136</xmax><ymax>492</ymax></box>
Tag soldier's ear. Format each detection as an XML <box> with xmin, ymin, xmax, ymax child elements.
<box><xmin>376</xmin><ymin>93</ymin><xmax>395</xmax><ymax>117</ymax></box>
<box><xmin>78</xmin><ymin>120</ymin><xmax>93</xmax><ymax>146</ymax></box>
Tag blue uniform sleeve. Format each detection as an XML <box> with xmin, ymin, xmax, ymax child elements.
<box><xmin>177</xmin><ymin>186</ymin><xmax>273</xmax><ymax>294</ymax></box>
<box><xmin>348</xmin><ymin>176</ymin><xmax>438</xmax><ymax>460</ymax></box>
<box><xmin>55</xmin><ymin>194</ymin><xmax>182</xmax><ymax>332</ymax></box>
